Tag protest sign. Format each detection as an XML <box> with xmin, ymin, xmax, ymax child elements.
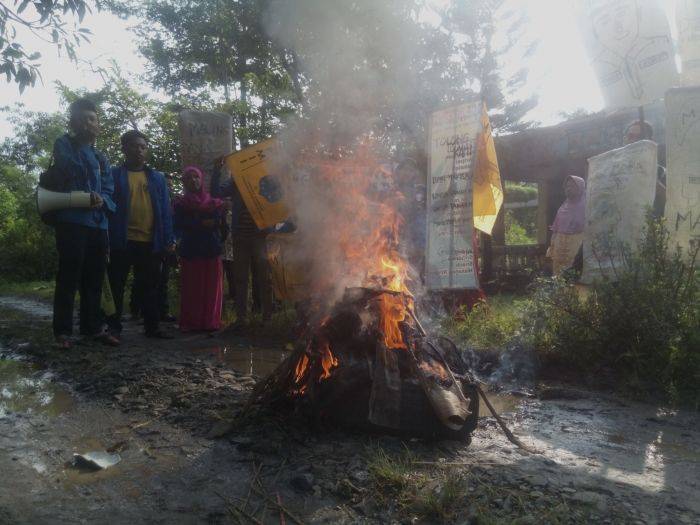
<box><xmin>178</xmin><ymin>110</ymin><xmax>233</xmax><ymax>190</ymax></box>
<box><xmin>578</xmin><ymin>0</ymin><xmax>678</xmax><ymax>108</ymax></box>
<box><xmin>676</xmin><ymin>1</ymin><xmax>700</xmax><ymax>86</ymax></box>
<box><xmin>665</xmin><ymin>87</ymin><xmax>700</xmax><ymax>252</ymax></box>
<box><xmin>426</xmin><ymin>102</ymin><xmax>480</xmax><ymax>290</ymax></box>
<box><xmin>225</xmin><ymin>138</ymin><xmax>290</xmax><ymax>230</ymax></box>
<box><xmin>581</xmin><ymin>140</ymin><xmax>658</xmax><ymax>283</ymax></box>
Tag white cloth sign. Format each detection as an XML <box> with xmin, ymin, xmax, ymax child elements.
<box><xmin>178</xmin><ymin>110</ymin><xmax>233</xmax><ymax>190</ymax></box>
<box><xmin>665</xmin><ymin>87</ymin><xmax>700</xmax><ymax>252</ymax></box>
<box><xmin>578</xmin><ymin>0</ymin><xmax>679</xmax><ymax>108</ymax></box>
<box><xmin>582</xmin><ymin>140</ymin><xmax>658</xmax><ymax>283</ymax></box>
<box><xmin>426</xmin><ymin>102</ymin><xmax>479</xmax><ymax>290</ymax></box>
<box><xmin>676</xmin><ymin>0</ymin><xmax>700</xmax><ymax>86</ymax></box>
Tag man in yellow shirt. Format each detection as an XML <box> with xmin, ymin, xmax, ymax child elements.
<box><xmin>107</xmin><ymin>130</ymin><xmax>175</xmax><ymax>340</ymax></box>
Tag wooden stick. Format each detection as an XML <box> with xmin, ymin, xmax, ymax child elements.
<box><xmin>277</xmin><ymin>493</ymin><xmax>286</xmax><ymax>525</ymax></box>
<box><xmin>213</xmin><ymin>491</ymin><xmax>262</xmax><ymax>525</ymax></box>
<box><xmin>475</xmin><ymin>384</ymin><xmax>543</xmax><ymax>455</ymax></box>
<box><xmin>251</xmin><ymin>486</ymin><xmax>306</xmax><ymax>525</ymax></box>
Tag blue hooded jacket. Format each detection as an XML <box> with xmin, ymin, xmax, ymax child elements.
<box><xmin>51</xmin><ymin>133</ymin><xmax>115</xmax><ymax>229</ymax></box>
<box><xmin>108</xmin><ymin>165</ymin><xmax>175</xmax><ymax>253</ymax></box>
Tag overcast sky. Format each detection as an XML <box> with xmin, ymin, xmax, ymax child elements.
<box><xmin>0</xmin><ymin>1</ymin><xmax>676</xmax><ymax>140</ymax></box>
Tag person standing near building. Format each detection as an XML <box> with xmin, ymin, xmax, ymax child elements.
<box><xmin>107</xmin><ymin>130</ymin><xmax>175</xmax><ymax>340</ymax></box>
<box><xmin>548</xmin><ymin>175</ymin><xmax>587</xmax><ymax>275</ymax></box>
<box><xmin>51</xmin><ymin>98</ymin><xmax>118</xmax><ymax>349</ymax></box>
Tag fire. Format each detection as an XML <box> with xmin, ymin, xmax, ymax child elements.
<box><xmin>294</xmin><ymin>353</ymin><xmax>310</xmax><ymax>384</ymax></box>
<box><xmin>319</xmin><ymin>342</ymin><xmax>338</xmax><ymax>379</ymax></box>
<box><xmin>283</xmin><ymin>144</ymin><xmax>420</xmax><ymax>392</ymax></box>
<box><xmin>374</xmin><ymin>293</ymin><xmax>407</xmax><ymax>349</ymax></box>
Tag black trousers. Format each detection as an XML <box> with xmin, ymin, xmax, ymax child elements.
<box><xmin>233</xmin><ymin>236</ymin><xmax>272</xmax><ymax>320</ymax></box>
<box><xmin>108</xmin><ymin>241</ymin><xmax>162</xmax><ymax>334</ymax></box>
<box><xmin>53</xmin><ymin>223</ymin><xmax>108</xmax><ymax>337</ymax></box>
<box><xmin>130</xmin><ymin>253</ymin><xmax>174</xmax><ymax>318</ymax></box>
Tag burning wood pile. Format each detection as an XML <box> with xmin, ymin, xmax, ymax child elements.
<box><xmin>246</xmin><ymin>149</ymin><xmax>479</xmax><ymax>440</ymax></box>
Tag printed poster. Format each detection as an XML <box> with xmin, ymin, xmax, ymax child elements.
<box><xmin>581</xmin><ymin>140</ymin><xmax>658</xmax><ymax>284</ymax></box>
<box><xmin>578</xmin><ymin>0</ymin><xmax>679</xmax><ymax>108</ymax></box>
<box><xmin>677</xmin><ymin>0</ymin><xmax>700</xmax><ymax>86</ymax></box>
<box><xmin>426</xmin><ymin>102</ymin><xmax>480</xmax><ymax>290</ymax></box>
<box><xmin>178</xmin><ymin>110</ymin><xmax>233</xmax><ymax>190</ymax></box>
<box><xmin>665</xmin><ymin>87</ymin><xmax>700</xmax><ymax>252</ymax></box>
<box><xmin>225</xmin><ymin>138</ymin><xmax>290</xmax><ymax>230</ymax></box>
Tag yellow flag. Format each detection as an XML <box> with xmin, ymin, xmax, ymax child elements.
<box><xmin>224</xmin><ymin>138</ymin><xmax>289</xmax><ymax>229</ymax></box>
<box><xmin>472</xmin><ymin>104</ymin><xmax>503</xmax><ymax>235</ymax></box>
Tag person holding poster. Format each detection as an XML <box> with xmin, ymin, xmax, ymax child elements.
<box><xmin>211</xmin><ymin>159</ymin><xmax>273</xmax><ymax>331</ymax></box>
<box><xmin>174</xmin><ymin>166</ymin><xmax>226</xmax><ymax>332</ymax></box>
<box><xmin>548</xmin><ymin>176</ymin><xmax>587</xmax><ymax>275</ymax></box>
<box><xmin>622</xmin><ymin>119</ymin><xmax>666</xmax><ymax>217</ymax></box>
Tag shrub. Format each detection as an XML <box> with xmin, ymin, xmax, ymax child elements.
<box><xmin>527</xmin><ymin>216</ymin><xmax>699</xmax><ymax>407</ymax></box>
<box><xmin>442</xmin><ymin>295</ymin><xmax>527</xmax><ymax>351</ymax></box>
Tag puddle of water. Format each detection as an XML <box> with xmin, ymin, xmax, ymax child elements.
<box><xmin>479</xmin><ymin>391</ymin><xmax>522</xmax><ymax>417</ymax></box>
<box><xmin>196</xmin><ymin>346</ymin><xmax>288</xmax><ymax>377</ymax></box>
<box><xmin>0</xmin><ymin>296</ymin><xmax>53</xmax><ymax>318</ymax></box>
<box><xmin>0</xmin><ymin>357</ymin><xmax>74</xmax><ymax>418</ymax></box>
<box><xmin>652</xmin><ymin>439</ymin><xmax>700</xmax><ymax>462</ymax></box>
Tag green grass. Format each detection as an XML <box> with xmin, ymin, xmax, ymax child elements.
<box><xmin>362</xmin><ymin>446</ymin><xmax>602</xmax><ymax>523</ymax></box>
<box><xmin>442</xmin><ymin>294</ymin><xmax>528</xmax><ymax>351</ymax></box>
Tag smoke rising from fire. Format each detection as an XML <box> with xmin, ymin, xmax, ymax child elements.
<box><xmin>262</xmin><ymin>0</ymin><xmax>442</xmax><ymax>309</ymax></box>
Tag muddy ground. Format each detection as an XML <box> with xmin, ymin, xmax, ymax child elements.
<box><xmin>0</xmin><ymin>296</ymin><xmax>699</xmax><ymax>525</ymax></box>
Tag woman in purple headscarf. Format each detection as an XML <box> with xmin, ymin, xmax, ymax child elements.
<box><xmin>548</xmin><ymin>175</ymin><xmax>586</xmax><ymax>275</ymax></box>
<box><xmin>174</xmin><ymin>166</ymin><xmax>226</xmax><ymax>331</ymax></box>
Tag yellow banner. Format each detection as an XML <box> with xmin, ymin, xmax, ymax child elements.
<box><xmin>224</xmin><ymin>139</ymin><xmax>289</xmax><ymax>229</ymax></box>
<box><xmin>473</xmin><ymin>104</ymin><xmax>503</xmax><ymax>235</ymax></box>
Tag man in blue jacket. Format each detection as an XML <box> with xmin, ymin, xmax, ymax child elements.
<box><xmin>51</xmin><ymin>98</ymin><xmax>117</xmax><ymax>349</ymax></box>
<box><xmin>107</xmin><ymin>130</ymin><xmax>175</xmax><ymax>339</ymax></box>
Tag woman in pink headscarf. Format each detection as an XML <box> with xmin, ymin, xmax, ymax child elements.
<box><xmin>174</xmin><ymin>166</ymin><xmax>226</xmax><ymax>331</ymax></box>
<box><xmin>548</xmin><ymin>175</ymin><xmax>586</xmax><ymax>275</ymax></box>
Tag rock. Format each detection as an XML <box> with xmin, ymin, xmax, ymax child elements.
<box><xmin>206</xmin><ymin>420</ymin><xmax>234</xmax><ymax>439</ymax></box>
<box><xmin>350</xmin><ymin>469</ymin><xmax>369</xmax><ymax>484</ymax></box>
<box><xmin>570</xmin><ymin>491</ymin><xmax>608</xmax><ymax>513</ymax></box>
<box><xmin>291</xmin><ymin>473</ymin><xmax>314</xmax><ymax>493</ymax></box>
<box><xmin>529</xmin><ymin>490</ymin><xmax>544</xmax><ymax>498</ymax></box>
<box><xmin>113</xmin><ymin>386</ymin><xmax>129</xmax><ymax>395</ymax></box>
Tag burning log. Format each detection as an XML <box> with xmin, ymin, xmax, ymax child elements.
<box><xmin>246</xmin><ymin>287</ymin><xmax>479</xmax><ymax>441</ymax></box>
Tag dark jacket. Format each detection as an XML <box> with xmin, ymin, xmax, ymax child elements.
<box><xmin>108</xmin><ymin>165</ymin><xmax>175</xmax><ymax>253</ymax></box>
<box><xmin>51</xmin><ymin>134</ymin><xmax>115</xmax><ymax>229</ymax></box>
<box><xmin>173</xmin><ymin>205</ymin><xmax>224</xmax><ymax>259</ymax></box>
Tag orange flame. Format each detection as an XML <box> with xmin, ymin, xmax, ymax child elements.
<box><xmin>319</xmin><ymin>343</ymin><xmax>338</xmax><ymax>379</ymax></box>
<box><xmin>375</xmin><ymin>293</ymin><xmax>407</xmax><ymax>350</ymax></box>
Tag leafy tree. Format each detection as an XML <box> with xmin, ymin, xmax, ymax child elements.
<box><xmin>0</xmin><ymin>0</ymin><xmax>93</xmax><ymax>91</ymax></box>
<box><xmin>110</xmin><ymin>0</ymin><xmax>300</xmax><ymax>148</ymax></box>
<box><xmin>0</xmin><ymin>159</ymin><xmax>56</xmax><ymax>279</ymax></box>
<box><xmin>441</xmin><ymin>0</ymin><xmax>538</xmax><ymax>133</ymax></box>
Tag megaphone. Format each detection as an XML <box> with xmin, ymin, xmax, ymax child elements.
<box><xmin>36</xmin><ymin>187</ymin><xmax>92</xmax><ymax>215</ymax></box>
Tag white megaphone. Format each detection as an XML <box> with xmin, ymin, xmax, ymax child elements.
<box><xmin>37</xmin><ymin>187</ymin><xmax>93</xmax><ymax>214</ymax></box>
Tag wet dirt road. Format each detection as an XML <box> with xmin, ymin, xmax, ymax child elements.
<box><xmin>1</xmin><ymin>296</ymin><xmax>699</xmax><ymax>524</ymax></box>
